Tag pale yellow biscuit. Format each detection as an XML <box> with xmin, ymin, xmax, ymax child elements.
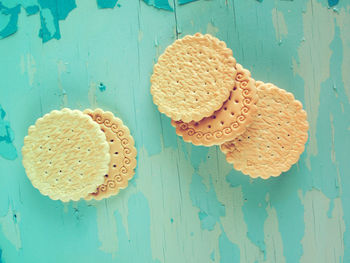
<box><xmin>84</xmin><ymin>109</ymin><xmax>137</xmax><ymax>201</ymax></box>
<box><xmin>22</xmin><ymin>108</ymin><xmax>110</xmax><ymax>202</ymax></box>
<box><xmin>151</xmin><ymin>33</ymin><xmax>237</xmax><ymax>122</ymax></box>
<box><xmin>171</xmin><ymin>64</ymin><xmax>257</xmax><ymax>146</ymax></box>
<box><xmin>220</xmin><ymin>82</ymin><xmax>309</xmax><ymax>179</ymax></box>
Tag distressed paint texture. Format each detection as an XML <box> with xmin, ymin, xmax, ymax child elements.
<box><xmin>0</xmin><ymin>105</ymin><xmax>17</xmax><ymax>160</ymax></box>
<box><xmin>96</xmin><ymin>0</ymin><xmax>119</xmax><ymax>9</ymax></box>
<box><xmin>0</xmin><ymin>0</ymin><xmax>77</xmax><ymax>42</ymax></box>
<box><xmin>0</xmin><ymin>206</ymin><xmax>21</xmax><ymax>251</ymax></box>
<box><xmin>0</xmin><ymin>0</ymin><xmax>349</xmax><ymax>262</ymax></box>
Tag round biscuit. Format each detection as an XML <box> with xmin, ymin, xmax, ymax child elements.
<box><xmin>22</xmin><ymin>108</ymin><xmax>110</xmax><ymax>202</ymax></box>
<box><xmin>171</xmin><ymin>64</ymin><xmax>258</xmax><ymax>146</ymax></box>
<box><xmin>151</xmin><ymin>33</ymin><xmax>237</xmax><ymax>122</ymax></box>
<box><xmin>84</xmin><ymin>109</ymin><xmax>137</xmax><ymax>201</ymax></box>
<box><xmin>220</xmin><ymin>82</ymin><xmax>309</xmax><ymax>179</ymax></box>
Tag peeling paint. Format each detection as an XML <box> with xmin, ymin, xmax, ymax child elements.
<box><xmin>0</xmin><ymin>0</ymin><xmax>76</xmax><ymax>42</ymax></box>
<box><xmin>226</xmin><ymin>173</ymin><xmax>268</xmax><ymax>254</ymax></box>
<box><xmin>142</xmin><ymin>0</ymin><xmax>173</xmax><ymax>11</ymax></box>
<box><xmin>271</xmin><ymin>8</ymin><xmax>288</xmax><ymax>42</ymax></box>
<box><xmin>218</xmin><ymin>229</ymin><xmax>240</xmax><ymax>262</ymax></box>
<box><xmin>0</xmin><ymin>206</ymin><xmax>21</xmax><ymax>251</ymax></box>
<box><xmin>300</xmin><ymin>189</ymin><xmax>345</xmax><ymax>262</ymax></box>
<box><xmin>0</xmin><ymin>0</ymin><xmax>205</xmax><ymax>43</ymax></box>
<box><xmin>190</xmin><ymin>173</ymin><xmax>225</xmax><ymax>231</ymax></box>
<box><xmin>106</xmin><ymin>192</ymin><xmax>161</xmax><ymax>262</ymax></box>
<box><xmin>292</xmin><ymin>0</ymin><xmax>335</xmax><ymax>168</ymax></box>
<box><xmin>97</xmin><ymin>0</ymin><xmax>118</xmax><ymax>9</ymax></box>
<box><xmin>95</xmin><ymin>200</ymin><xmax>119</xmax><ymax>256</ymax></box>
<box><xmin>328</xmin><ymin>0</ymin><xmax>339</xmax><ymax>7</ymax></box>
<box><xmin>87</xmin><ymin>82</ymin><xmax>98</xmax><ymax>108</ymax></box>
<box><xmin>38</xmin><ymin>0</ymin><xmax>77</xmax><ymax>42</ymax></box>
<box><xmin>206</xmin><ymin>22</ymin><xmax>218</xmax><ymax>36</ymax></box>
<box><xmin>25</xmin><ymin>5</ymin><xmax>39</xmax><ymax>15</ymax></box>
<box><xmin>263</xmin><ymin>200</ymin><xmax>286</xmax><ymax>263</ymax></box>
<box><xmin>335</xmin><ymin>7</ymin><xmax>350</xmax><ymax>102</ymax></box>
<box><xmin>57</xmin><ymin>60</ymin><xmax>68</xmax><ymax>106</ymax></box>
<box><xmin>0</xmin><ymin>3</ymin><xmax>20</xmax><ymax>39</ymax></box>
<box><xmin>0</xmin><ymin>0</ymin><xmax>350</xmax><ymax>262</ymax></box>
<box><xmin>210</xmin><ymin>250</ymin><xmax>215</xmax><ymax>261</ymax></box>
<box><xmin>0</xmin><ymin>105</ymin><xmax>17</xmax><ymax>160</ymax></box>
<box><xmin>19</xmin><ymin>53</ymin><xmax>37</xmax><ymax>87</ymax></box>
<box><xmin>178</xmin><ymin>0</ymin><xmax>198</xmax><ymax>5</ymax></box>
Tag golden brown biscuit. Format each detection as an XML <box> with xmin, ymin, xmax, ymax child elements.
<box><xmin>84</xmin><ymin>109</ymin><xmax>137</xmax><ymax>201</ymax></box>
<box><xmin>151</xmin><ymin>33</ymin><xmax>237</xmax><ymax>122</ymax></box>
<box><xmin>171</xmin><ymin>64</ymin><xmax>257</xmax><ymax>146</ymax></box>
<box><xmin>221</xmin><ymin>82</ymin><xmax>309</xmax><ymax>179</ymax></box>
<box><xmin>22</xmin><ymin>108</ymin><xmax>110</xmax><ymax>202</ymax></box>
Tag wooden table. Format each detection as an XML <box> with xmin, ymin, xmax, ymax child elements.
<box><xmin>0</xmin><ymin>0</ymin><xmax>349</xmax><ymax>262</ymax></box>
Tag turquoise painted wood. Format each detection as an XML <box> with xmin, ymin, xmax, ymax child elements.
<box><xmin>0</xmin><ymin>0</ymin><xmax>349</xmax><ymax>262</ymax></box>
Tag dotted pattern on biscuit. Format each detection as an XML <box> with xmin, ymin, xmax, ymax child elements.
<box><xmin>84</xmin><ymin>109</ymin><xmax>137</xmax><ymax>201</ymax></box>
<box><xmin>220</xmin><ymin>82</ymin><xmax>309</xmax><ymax>179</ymax></box>
<box><xmin>171</xmin><ymin>64</ymin><xmax>258</xmax><ymax>146</ymax></box>
<box><xmin>22</xmin><ymin>108</ymin><xmax>110</xmax><ymax>202</ymax></box>
<box><xmin>151</xmin><ymin>33</ymin><xmax>237</xmax><ymax>123</ymax></box>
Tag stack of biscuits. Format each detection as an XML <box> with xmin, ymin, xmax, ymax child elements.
<box><xmin>22</xmin><ymin>108</ymin><xmax>137</xmax><ymax>202</ymax></box>
<box><xmin>151</xmin><ymin>33</ymin><xmax>309</xmax><ymax>179</ymax></box>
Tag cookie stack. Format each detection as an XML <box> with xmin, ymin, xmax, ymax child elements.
<box><xmin>22</xmin><ymin>108</ymin><xmax>137</xmax><ymax>202</ymax></box>
<box><xmin>151</xmin><ymin>33</ymin><xmax>309</xmax><ymax>179</ymax></box>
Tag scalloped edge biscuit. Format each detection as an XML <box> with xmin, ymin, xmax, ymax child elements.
<box><xmin>171</xmin><ymin>64</ymin><xmax>258</xmax><ymax>146</ymax></box>
<box><xmin>84</xmin><ymin>109</ymin><xmax>137</xmax><ymax>201</ymax></box>
<box><xmin>151</xmin><ymin>33</ymin><xmax>236</xmax><ymax>122</ymax></box>
<box><xmin>22</xmin><ymin>108</ymin><xmax>110</xmax><ymax>202</ymax></box>
<box><xmin>220</xmin><ymin>82</ymin><xmax>309</xmax><ymax>179</ymax></box>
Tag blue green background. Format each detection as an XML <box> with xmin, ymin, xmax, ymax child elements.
<box><xmin>0</xmin><ymin>0</ymin><xmax>349</xmax><ymax>262</ymax></box>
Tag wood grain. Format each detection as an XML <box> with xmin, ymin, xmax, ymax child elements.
<box><xmin>0</xmin><ymin>0</ymin><xmax>349</xmax><ymax>262</ymax></box>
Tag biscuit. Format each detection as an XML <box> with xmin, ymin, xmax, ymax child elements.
<box><xmin>151</xmin><ymin>33</ymin><xmax>237</xmax><ymax>122</ymax></box>
<box><xmin>84</xmin><ymin>109</ymin><xmax>137</xmax><ymax>201</ymax></box>
<box><xmin>171</xmin><ymin>64</ymin><xmax>257</xmax><ymax>146</ymax></box>
<box><xmin>221</xmin><ymin>82</ymin><xmax>309</xmax><ymax>179</ymax></box>
<box><xmin>22</xmin><ymin>108</ymin><xmax>110</xmax><ymax>202</ymax></box>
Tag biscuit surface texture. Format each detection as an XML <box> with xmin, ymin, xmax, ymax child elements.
<box><xmin>220</xmin><ymin>82</ymin><xmax>309</xmax><ymax>179</ymax></box>
<box><xmin>84</xmin><ymin>109</ymin><xmax>137</xmax><ymax>201</ymax></box>
<box><xmin>22</xmin><ymin>108</ymin><xmax>110</xmax><ymax>202</ymax></box>
<box><xmin>172</xmin><ymin>64</ymin><xmax>257</xmax><ymax>146</ymax></box>
<box><xmin>151</xmin><ymin>33</ymin><xmax>237</xmax><ymax>122</ymax></box>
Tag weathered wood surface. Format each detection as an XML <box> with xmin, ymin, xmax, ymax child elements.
<box><xmin>0</xmin><ymin>0</ymin><xmax>349</xmax><ymax>262</ymax></box>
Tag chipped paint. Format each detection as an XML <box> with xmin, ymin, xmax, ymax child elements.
<box><xmin>142</xmin><ymin>0</ymin><xmax>173</xmax><ymax>11</ymax></box>
<box><xmin>335</xmin><ymin>7</ymin><xmax>350</xmax><ymax>102</ymax></box>
<box><xmin>87</xmin><ymin>82</ymin><xmax>98</xmax><ymax>108</ymax></box>
<box><xmin>218</xmin><ymin>230</ymin><xmax>240</xmax><ymax>262</ymax></box>
<box><xmin>57</xmin><ymin>60</ymin><xmax>68</xmax><ymax>106</ymax></box>
<box><xmin>97</xmin><ymin>0</ymin><xmax>118</xmax><ymax>9</ymax></box>
<box><xmin>0</xmin><ymin>206</ymin><xmax>21</xmax><ymax>251</ymax></box>
<box><xmin>328</xmin><ymin>0</ymin><xmax>339</xmax><ymax>7</ymax></box>
<box><xmin>95</xmin><ymin>200</ymin><xmax>119</xmax><ymax>256</ymax></box>
<box><xmin>0</xmin><ymin>0</ymin><xmax>76</xmax><ymax>42</ymax></box>
<box><xmin>263</xmin><ymin>199</ymin><xmax>286</xmax><ymax>263</ymax></box>
<box><xmin>178</xmin><ymin>0</ymin><xmax>198</xmax><ymax>5</ymax></box>
<box><xmin>271</xmin><ymin>8</ymin><xmax>288</xmax><ymax>42</ymax></box>
<box><xmin>0</xmin><ymin>0</ymin><xmax>349</xmax><ymax>262</ymax></box>
<box><xmin>300</xmin><ymin>189</ymin><xmax>345</xmax><ymax>262</ymax></box>
<box><xmin>0</xmin><ymin>3</ymin><xmax>20</xmax><ymax>39</ymax></box>
<box><xmin>206</xmin><ymin>22</ymin><xmax>219</xmax><ymax>36</ymax></box>
<box><xmin>0</xmin><ymin>105</ymin><xmax>17</xmax><ymax>160</ymax></box>
<box><xmin>190</xmin><ymin>173</ymin><xmax>225</xmax><ymax>231</ymax></box>
<box><xmin>292</xmin><ymin>0</ymin><xmax>335</xmax><ymax>168</ymax></box>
